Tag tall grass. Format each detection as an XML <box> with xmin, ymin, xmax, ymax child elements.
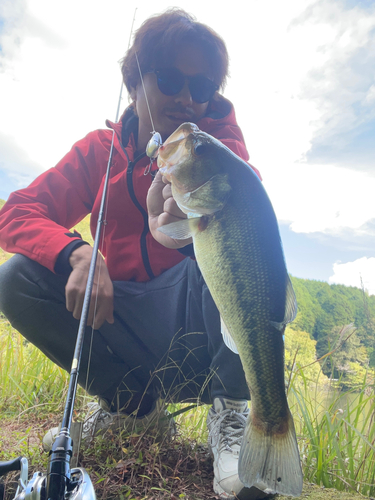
<box><xmin>1</xmin><ymin>318</ymin><xmax>374</xmax><ymax>496</ymax></box>
<box><xmin>0</xmin><ymin>317</ymin><xmax>88</xmax><ymax>417</ymax></box>
<box><xmin>289</xmin><ymin>371</ymin><xmax>375</xmax><ymax>497</ymax></box>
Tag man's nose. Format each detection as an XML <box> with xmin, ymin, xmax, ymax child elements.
<box><xmin>174</xmin><ymin>81</ymin><xmax>193</xmax><ymax>106</ymax></box>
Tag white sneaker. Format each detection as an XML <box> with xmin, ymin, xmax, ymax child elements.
<box><xmin>207</xmin><ymin>397</ymin><xmax>269</xmax><ymax>500</ymax></box>
<box><xmin>43</xmin><ymin>399</ymin><xmax>175</xmax><ymax>451</ymax></box>
<box><xmin>82</xmin><ymin>398</ymin><xmax>176</xmax><ymax>442</ymax></box>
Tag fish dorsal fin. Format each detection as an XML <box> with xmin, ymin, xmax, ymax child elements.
<box><xmin>221</xmin><ymin>316</ymin><xmax>239</xmax><ymax>354</ymax></box>
<box><xmin>285</xmin><ymin>275</ymin><xmax>298</xmax><ymax>323</ymax></box>
<box><xmin>157</xmin><ymin>217</ymin><xmax>202</xmax><ymax>240</ymax></box>
<box><xmin>269</xmin><ymin>276</ymin><xmax>298</xmax><ymax>331</ymax></box>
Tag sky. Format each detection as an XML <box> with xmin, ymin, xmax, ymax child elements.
<box><xmin>0</xmin><ymin>0</ymin><xmax>374</xmax><ymax>293</ymax></box>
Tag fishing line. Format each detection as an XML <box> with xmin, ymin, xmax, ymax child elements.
<box><xmin>134</xmin><ymin>52</ymin><xmax>162</xmax><ymax>174</ymax></box>
<box><xmin>135</xmin><ymin>51</ymin><xmax>156</xmax><ymax>134</ymax></box>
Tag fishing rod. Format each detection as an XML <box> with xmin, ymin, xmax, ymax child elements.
<box><xmin>0</xmin><ymin>10</ymin><xmax>163</xmax><ymax>500</ymax></box>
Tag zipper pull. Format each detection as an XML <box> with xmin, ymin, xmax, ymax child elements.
<box><xmin>144</xmin><ymin>158</ymin><xmax>153</xmax><ymax>176</ymax></box>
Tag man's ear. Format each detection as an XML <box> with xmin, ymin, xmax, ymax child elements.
<box><xmin>130</xmin><ymin>87</ymin><xmax>137</xmax><ymax>102</ymax></box>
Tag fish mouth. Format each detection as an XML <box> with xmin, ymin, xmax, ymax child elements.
<box><xmin>159</xmin><ymin>123</ymin><xmax>199</xmax><ymax>155</ymax></box>
<box><xmin>157</xmin><ymin>123</ymin><xmax>198</xmax><ymax>186</ymax></box>
<box><xmin>157</xmin><ymin>140</ymin><xmax>188</xmax><ymax>187</ymax></box>
<box><xmin>157</xmin><ymin>122</ymin><xmax>204</xmax><ymax>194</ymax></box>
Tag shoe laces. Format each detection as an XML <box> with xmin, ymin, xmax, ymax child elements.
<box><xmin>211</xmin><ymin>408</ymin><xmax>249</xmax><ymax>452</ymax></box>
<box><xmin>83</xmin><ymin>403</ymin><xmax>113</xmax><ymax>439</ymax></box>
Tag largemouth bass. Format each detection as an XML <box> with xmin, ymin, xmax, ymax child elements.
<box><xmin>156</xmin><ymin>123</ymin><xmax>303</xmax><ymax>497</ymax></box>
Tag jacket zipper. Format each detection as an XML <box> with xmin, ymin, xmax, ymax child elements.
<box><xmin>125</xmin><ymin>152</ymin><xmax>155</xmax><ymax>280</ymax></box>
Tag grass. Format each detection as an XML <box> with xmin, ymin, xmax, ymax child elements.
<box><xmin>0</xmin><ymin>315</ymin><xmax>90</xmax><ymax>418</ymax></box>
<box><xmin>290</xmin><ymin>377</ymin><xmax>375</xmax><ymax>497</ymax></box>
<box><xmin>1</xmin><ymin>317</ymin><xmax>374</xmax><ymax>499</ymax></box>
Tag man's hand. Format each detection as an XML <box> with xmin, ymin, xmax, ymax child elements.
<box><xmin>66</xmin><ymin>245</ymin><xmax>114</xmax><ymax>329</ymax></box>
<box><xmin>147</xmin><ymin>171</ymin><xmax>193</xmax><ymax>249</ymax></box>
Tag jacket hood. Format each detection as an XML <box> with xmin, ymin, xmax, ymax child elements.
<box><xmin>106</xmin><ymin>95</ymin><xmax>246</xmax><ymax>149</ymax></box>
<box><xmin>104</xmin><ymin>95</ymin><xmax>259</xmax><ymax>177</ymax></box>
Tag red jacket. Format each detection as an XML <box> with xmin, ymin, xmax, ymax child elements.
<box><xmin>0</xmin><ymin>96</ymin><xmax>260</xmax><ymax>282</ymax></box>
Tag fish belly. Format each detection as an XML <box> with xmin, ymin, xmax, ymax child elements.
<box><xmin>192</xmin><ymin>189</ymin><xmax>303</xmax><ymax>496</ymax></box>
<box><xmin>193</xmin><ymin>201</ymin><xmax>288</xmax><ymax>421</ymax></box>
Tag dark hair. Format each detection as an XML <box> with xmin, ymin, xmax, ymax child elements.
<box><xmin>121</xmin><ymin>8</ymin><xmax>229</xmax><ymax>95</ymax></box>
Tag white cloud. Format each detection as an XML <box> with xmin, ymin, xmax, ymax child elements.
<box><xmin>264</xmin><ymin>162</ymin><xmax>375</xmax><ymax>234</ymax></box>
<box><xmin>293</xmin><ymin>0</ymin><xmax>375</xmax><ymax>167</ymax></box>
<box><xmin>222</xmin><ymin>0</ymin><xmax>375</xmax><ymax>239</ymax></box>
<box><xmin>0</xmin><ymin>131</ymin><xmax>43</xmax><ymax>180</ymax></box>
<box><xmin>364</xmin><ymin>84</ymin><xmax>375</xmax><ymax>105</ymax></box>
<box><xmin>329</xmin><ymin>257</ymin><xmax>375</xmax><ymax>295</ymax></box>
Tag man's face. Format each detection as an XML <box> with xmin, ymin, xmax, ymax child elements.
<box><xmin>133</xmin><ymin>43</ymin><xmax>213</xmax><ymax>149</ymax></box>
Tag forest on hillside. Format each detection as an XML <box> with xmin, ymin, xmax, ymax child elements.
<box><xmin>285</xmin><ymin>275</ymin><xmax>375</xmax><ymax>389</ymax></box>
<box><xmin>0</xmin><ymin>198</ymin><xmax>374</xmax><ymax>389</ymax></box>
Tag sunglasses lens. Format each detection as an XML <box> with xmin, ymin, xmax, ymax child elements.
<box><xmin>155</xmin><ymin>68</ymin><xmax>217</xmax><ymax>103</ymax></box>
<box><xmin>156</xmin><ymin>68</ymin><xmax>184</xmax><ymax>96</ymax></box>
<box><xmin>189</xmin><ymin>75</ymin><xmax>217</xmax><ymax>104</ymax></box>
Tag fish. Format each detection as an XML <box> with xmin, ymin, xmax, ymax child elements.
<box><xmin>156</xmin><ymin>122</ymin><xmax>303</xmax><ymax>497</ymax></box>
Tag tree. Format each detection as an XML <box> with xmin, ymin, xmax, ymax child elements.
<box><xmin>284</xmin><ymin>326</ymin><xmax>327</xmax><ymax>386</ymax></box>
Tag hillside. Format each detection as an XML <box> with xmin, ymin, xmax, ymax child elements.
<box><xmin>290</xmin><ymin>276</ymin><xmax>375</xmax><ymax>372</ymax></box>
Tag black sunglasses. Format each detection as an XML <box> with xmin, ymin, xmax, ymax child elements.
<box><xmin>145</xmin><ymin>67</ymin><xmax>219</xmax><ymax>104</ymax></box>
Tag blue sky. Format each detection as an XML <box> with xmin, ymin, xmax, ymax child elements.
<box><xmin>280</xmin><ymin>223</ymin><xmax>375</xmax><ymax>281</ymax></box>
<box><xmin>0</xmin><ymin>0</ymin><xmax>374</xmax><ymax>293</ymax></box>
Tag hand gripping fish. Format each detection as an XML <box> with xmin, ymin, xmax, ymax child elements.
<box><xmin>156</xmin><ymin>123</ymin><xmax>303</xmax><ymax>497</ymax></box>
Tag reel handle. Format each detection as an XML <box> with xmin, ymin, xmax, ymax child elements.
<box><xmin>0</xmin><ymin>457</ymin><xmax>22</xmax><ymax>477</ymax></box>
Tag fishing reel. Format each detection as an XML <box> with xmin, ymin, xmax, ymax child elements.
<box><xmin>0</xmin><ymin>453</ymin><xmax>96</xmax><ymax>500</ymax></box>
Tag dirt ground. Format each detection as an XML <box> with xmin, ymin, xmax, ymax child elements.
<box><xmin>0</xmin><ymin>417</ymin><xmax>372</xmax><ymax>500</ymax></box>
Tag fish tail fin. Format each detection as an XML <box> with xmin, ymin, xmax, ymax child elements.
<box><xmin>238</xmin><ymin>410</ymin><xmax>303</xmax><ymax>496</ymax></box>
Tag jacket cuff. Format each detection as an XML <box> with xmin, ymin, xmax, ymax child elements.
<box><xmin>54</xmin><ymin>240</ymin><xmax>90</xmax><ymax>275</ymax></box>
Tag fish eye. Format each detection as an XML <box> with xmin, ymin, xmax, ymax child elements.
<box><xmin>194</xmin><ymin>144</ymin><xmax>207</xmax><ymax>156</ymax></box>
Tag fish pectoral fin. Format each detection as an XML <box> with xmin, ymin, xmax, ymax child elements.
<box><xmin>285</xmin><ymin>275</ymin><xmax>298</xmax><ymax>323</ymax></box>
<box><xmin>220</xmin><ymin>316</ymin><xmax>239</xmax><ymax>354</ymax></box>
<box><xmin>157</xmin><ymin>217</ymin><xmax>201</xmax><ymax>240</ymax></box>
<box><xmin>239</xmin><ymin>410</ymin><xmax>303</xmax><ymax>497</ymax></box>
<box><xmin>270</xmin><ymin>275</ymin><xmax>298</xmax><ymax>331</ymax></box>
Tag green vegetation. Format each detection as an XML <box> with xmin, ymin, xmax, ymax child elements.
<box><xmin>1</xmin><ymin>318</ymin><xmax>373</xmax><ymax>498</ymax></box>
<box><xmin>0</xmin><ymin>321</ymin><xmax>91</xmax><ymax>418</ymax></box>
<box><xmin>291</xmin><ymin>383</ymin><xmax>375</xmax><ymax>497</ymax></box>
<box><xmin>289</xmin><ymin>276</ymin><xmax>375</xmax><ymax>389</ymax></box>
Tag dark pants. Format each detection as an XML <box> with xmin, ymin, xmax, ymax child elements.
<box><xmin>0</xmin><ymin>255</ymin><xmax>249</xmax><ymax>410</ymax></box>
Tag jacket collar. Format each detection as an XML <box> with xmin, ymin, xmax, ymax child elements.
<box><xmin>106</xmin><ymin>94</ymin><xmax>239</xmax><ymax>149</ymax></box>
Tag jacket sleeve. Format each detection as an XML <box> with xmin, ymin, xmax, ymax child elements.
<box><xmin>0</xmin><ymin>130</ymin><xmax>111</xmax><ymax>272</ymax></box>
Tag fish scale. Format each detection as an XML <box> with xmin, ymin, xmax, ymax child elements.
<box><xmin>157</xmin><ymin>122</ymin><xmax>303</xmax><ymax>496</ymax></box>
<box><xmin>193</xmin><ymin>181</ymin><xmax>288</xmax><ymax>421</ymax></box>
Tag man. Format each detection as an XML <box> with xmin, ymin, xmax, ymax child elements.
<box><xmin>0</xmin><ymin>9</ymin><xmax>264</xmax><ymax>500</ymax></box>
